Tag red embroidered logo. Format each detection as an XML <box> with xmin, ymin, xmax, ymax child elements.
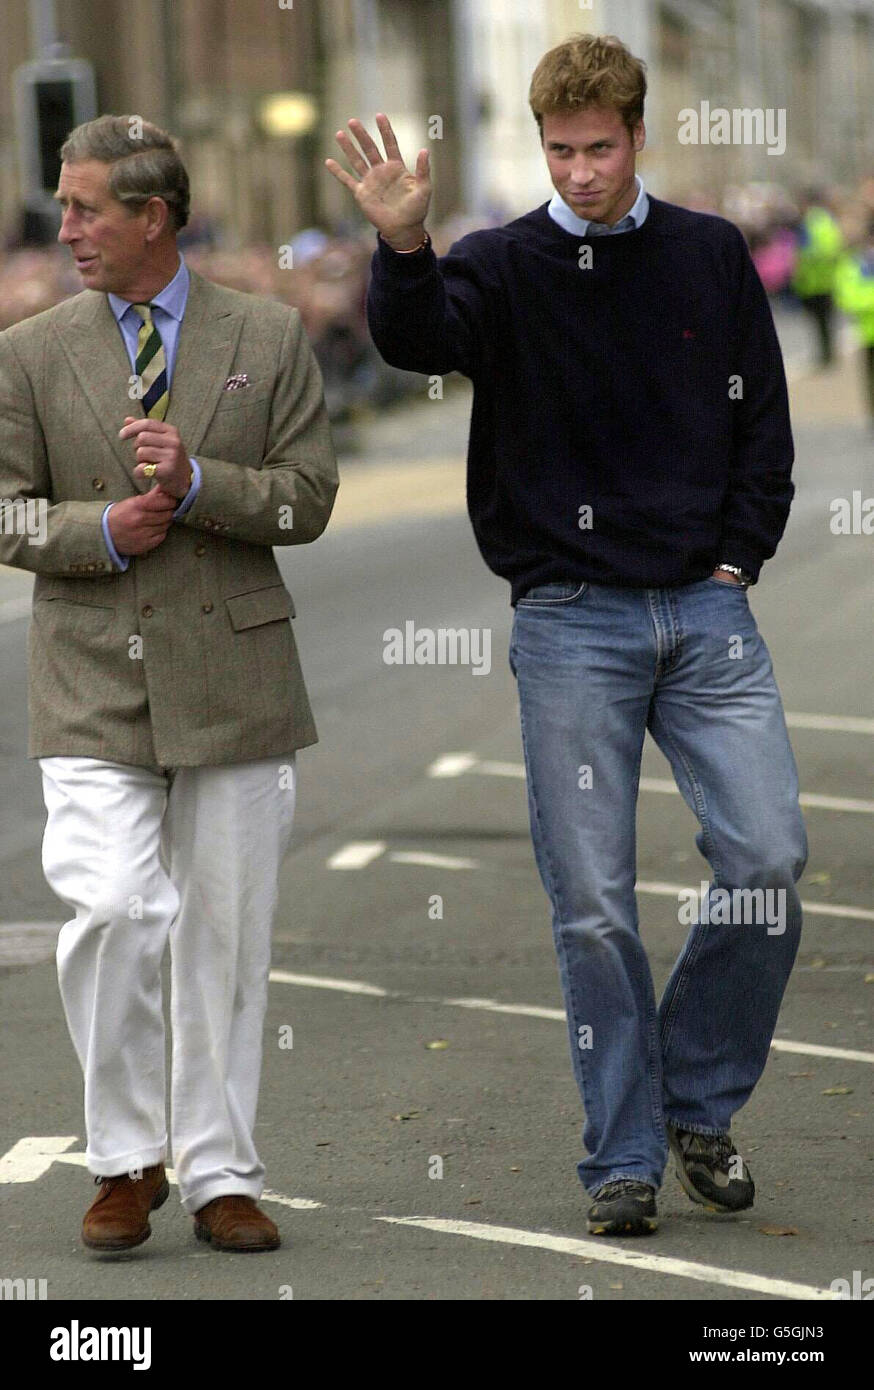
<box><xmin>683</xmin><ymin>328</ymin><xmax>696</xmax><ymax>339</ymax></box>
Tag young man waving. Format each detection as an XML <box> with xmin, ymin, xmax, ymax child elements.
<box><xmin>327</xmin><ymin>33</ymin><xmax>807</xmax><ymax>1236</ymax></box>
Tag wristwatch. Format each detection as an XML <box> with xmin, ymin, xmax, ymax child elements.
<box><xmin>714</xmin><ymin>563</ymin><xmax>753</xmax><ymax>587</ymax></box>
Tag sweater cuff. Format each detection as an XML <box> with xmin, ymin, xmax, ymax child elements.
<box><xmin>373</xmin><ymin>230</ymin><xmax>437</xmax><ymax>280</ymax></box>
<box><xmin>716</xmin><ymin>543</ymin><xmax>763</xmax><ymax>583</ymax></box>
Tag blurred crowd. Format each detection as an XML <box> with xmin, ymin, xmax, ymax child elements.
<box><xmin>2</xmin><ymin>177</ymin><xmax>874</xmax><ymax>423</ymax></box>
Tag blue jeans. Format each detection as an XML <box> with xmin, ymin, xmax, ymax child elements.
<box><xmin>509</xmin><ymin>578</ymin><xmax>808</xmax><ymax>1195</ymax></box>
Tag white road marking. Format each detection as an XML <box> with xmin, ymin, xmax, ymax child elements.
<box><xmin>640</xmin><ymin>776</ymin><xmax>874</xmax><ymax>816</ymax></box>
<box><xmin>0</xmin><ymin>595</ymin><xmax>32</xmax><ymax>626</ymax></box>
<box><xmin>427</xmin><ymin>753</ymin><xmax>479</xmax><ymax>777</ymax></box>
<box><xmin>635</xmin><ymin>879</ymin><xmax>874</xmax><ymax>924</ymax></box>
<box><xmin>770</xmin><ymin>1039</ymin><xmax>874</xmax><ymax>1064</ymax></box>
<box><xmin>0</xmin><ymin>921</ymin><xmax>60</xmax><ymax>966</ymax></box>
<box><xmin>270</xmin><ymin>969</ymin><xmax>389</xmax><ymax>997</ymax></box>
<box><xmin>0</xmin><ymin>1139</ymin><xmax>323</xmax><ymax>1208</ymax></box>
<box><xmin>444</xmin><ymin>995</ymin><xmax>565</xmax><ymax>1021</ymax></box>
<box><xmin>376</xmin><ymin>1216</ymin><xmax>839</xmax><ymax>1300</ymax></box>
<box><xmin>327</xmin><ymin>841</ymin><xmax>386</xmax><ymax>870</ymax></box>
<box><xmin>0</xmin><ymin>1135</ymin><xmax>79</xmax><ymax>1182</ymax></box>
<box><xmin>389</xmin><ymin>850</ymin><xmax>479</xmax><ymax>870</ymax></box>
<box><xmin>267</xmin><ymin>973</ymin><xmax>874</xmax><ymax>1065</ymax></box>
<box><xmin>785</xmin><ymin>711</ymin><xmax>874</xmax><ymax>735</ymax></box>
<box><xmin>434</xmin><ymin>752</ymin><xmax>874</xmax><ymax>813</ymax></box>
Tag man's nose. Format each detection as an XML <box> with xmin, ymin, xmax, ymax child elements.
<box><xmin>57</xmin><ymin>210</ymin><xmax>75</xmax><ymax>243</ymax></box>
<box><xmin>569</xmin><ymin>160</ymin><xmax>594</xmax><ymax>185</ymax></box>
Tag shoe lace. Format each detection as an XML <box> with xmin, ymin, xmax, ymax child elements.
<box><xmin>681</xmin><ymin>1130</ymin><xmax>736</xmax><ymax>1170</ymax></box>
<box><xmin>596</xmin><ymin>1178</ymin><xmax>652</xmax><ymax>1199</ymax></box>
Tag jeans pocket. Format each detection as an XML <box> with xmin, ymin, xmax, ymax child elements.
<box><xmin>516</xmin><ymin>581</ymin><xmax>588</xmax><ymax>608</ymax></box>
<box><xmin>705</xmin><ymin>576</ymin><xmax>748</xmax><ymax>591</ymax></box>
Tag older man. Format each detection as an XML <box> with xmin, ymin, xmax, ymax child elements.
<box><xmin>0</xmin><ymin>116</ymin><xmax>338</xmax><ymax>1253</ymax></box>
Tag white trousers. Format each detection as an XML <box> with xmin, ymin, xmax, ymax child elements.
<box><xmin>39</xmin><ymin>754</ymin><xmax>296</xmax><ymax>1214</ymax></box>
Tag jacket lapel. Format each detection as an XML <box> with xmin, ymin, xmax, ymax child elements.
<box><xmin>56</xmin><ymin>268</ymin><xmax>245</xmax><ymax>492</ymax></box>
<box><xmin>57</xmin><ymin>292</ymin><xmax>145</xmax><ymax>487</ymax></box>
<box><xmin>165</xmin><ymin>269</ymin><xmax>244</xmax><ymax>456</ymax></box>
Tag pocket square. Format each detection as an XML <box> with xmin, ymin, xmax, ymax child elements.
<box><xmin>223</xmin><ymin>373</ymin><xmax>250</xmax><ymax>391</ymax></box>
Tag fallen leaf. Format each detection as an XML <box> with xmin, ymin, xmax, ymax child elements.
<box><xmin>806</xmin><ymin>872</ymin><xmax>830</xmax><ymax>885</ymax></box>
<box><xmin>464</xmin><ymin>1198</ymin><xmax>482</xmax><ymax>1205</ymax></box>
<box><xmin>788</xmin><ymin>1071</ymin><xmax>814</xmax><ymax>1078</ymax></box>
<box><xmin>509</xmin><ymin>1165</ymin><xmax>521</xmax><ymax>1172</ymax></box>
<box><xmin>822</xmin><ymin>1086</ymin><xmax>853</xmax><ymax>1096</ymax></box>
<box><xmin>759</xmin><ymin>1225</ymin><xmax>798</xmax><ymax>1236</ymax></box>
<box><xmin>864</xmin><ymin>973</ymin><xmax>874</xmax><ymax>984</ymax></box>
<box><xmin>808</xmin><ymin>958</ymin><xmax>827</xmax><ymax>970</ymax></box>
<box><xmin>426</xmin><ymin>1040</ymin><xmax>450</xmax><ymax>1050</ymax></box>
<box><xmin>390</xmin><ymin>1110</ymin><xmax>422</xmax><ymax>1121</ymax></box>
<box><xmin>609</xmin><ymin>1281</ymin><xmax>624</xmax><ymax>1290</ymax></box>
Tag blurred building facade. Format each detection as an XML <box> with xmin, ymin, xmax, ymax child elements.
<box><xmin>1</xmin><ymin>0</ymin><xmax>874</xmax><ymax>246</ymax></box>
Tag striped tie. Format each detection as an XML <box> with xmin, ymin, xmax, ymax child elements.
<box><xmin>132</xmin><ymin>302</ymin><xmax>169</xmax><ymax>420</ymax></box>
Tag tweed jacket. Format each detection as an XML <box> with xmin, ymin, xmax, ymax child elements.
<box><xmin>0</xmin><ymin>267</ymin><xmax>338</xmax><ymax>770</ymax></box>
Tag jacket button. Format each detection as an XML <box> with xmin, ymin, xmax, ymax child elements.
<box><xmin>92</xmin><ymin>477</ymin><xmax>105</xmax><ymax>490</ymax></box>
<box><xmin>201</xmin><ymin>601</ymin><xmax>213</xmax><ymax>614</ymax></box>
<box><xmin>195</xmin><ymin>543</ymin><xmax>206</xmax><ymax>557</ymax></box>
<box><xmin>141</xmin><ymin>604</ymin><xmax>154</xmax><ymax>618</ymax></box>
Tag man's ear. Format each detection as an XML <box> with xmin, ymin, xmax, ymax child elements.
<box><xmin>143</xmin><ymin>196</ymin><xmax>171</xmax><ymax>243</ymax></box>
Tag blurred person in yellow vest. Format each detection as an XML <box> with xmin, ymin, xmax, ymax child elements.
<box><xmin>791</xmin><ymin>187</ymin><xmax>844</xmax><ymax>367</ymax></box>
<box><xmin>833</xmin><ymin>216</ymin><xmax>874</xmax><ymax>429</ymax></box>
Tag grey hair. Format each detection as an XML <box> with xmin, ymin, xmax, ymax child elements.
<box><xmin>59</xmin><ymin>114</ymin><xmax>190</xmax><ymax>231</ymax></box>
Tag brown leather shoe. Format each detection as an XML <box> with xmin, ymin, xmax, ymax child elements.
<box><xmin>82</xmin><ymin>1162</ymin><xmax>169</xmax><ymax>1251</ymax></box>
<box><xmin>193</xmin><ymin>1195</ymin><xmax>280</xmax><ymax>1252</ymax></box>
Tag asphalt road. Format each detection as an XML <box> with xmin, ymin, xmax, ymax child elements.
<box><xmin>0</xmin><ymin>314</ymin><xmax>872</xmax><ymax>1312</ymax></box>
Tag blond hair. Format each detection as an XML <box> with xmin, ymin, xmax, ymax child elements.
<box><xmin>529</xmin><ymin>33</ymin><xmax>647</xmax><ymax>139</ymax></box>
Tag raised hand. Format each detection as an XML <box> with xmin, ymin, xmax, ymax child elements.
<box><xmin>325</xmin><ymin>113</ymin><xmax>431</xmax><ymax>250</ymax></box>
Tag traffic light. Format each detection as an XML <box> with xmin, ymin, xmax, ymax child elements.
<box><xmin>13</xmin><ymin>55</ymin><xmax>96</xmax><ymax>218</ymax></box>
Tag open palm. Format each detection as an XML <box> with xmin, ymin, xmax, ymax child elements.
<box><xmin>325</xmin><ymin>113</ymin><xmax>431</xmax><ymax>242</ymax></box>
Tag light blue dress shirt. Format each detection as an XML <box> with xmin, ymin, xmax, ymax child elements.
<box><xmin>102</xmin><ymin>254</ymin><xmax>202</xmax><ymax>571</ymax></box>
<box><xmin>547</xmin><ymin>172</ymin><xmax>649</xmax><ymax>237</ymax></box>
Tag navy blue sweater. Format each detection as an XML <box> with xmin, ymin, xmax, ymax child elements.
<box><xmin>366</xmin><ymin>196</ymin><xmax>795</xmax><ymax>604</ymax></box>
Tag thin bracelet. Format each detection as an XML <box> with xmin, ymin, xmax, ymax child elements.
<box><xmin>380</xmin><ymin>231</ymin><xmax>430</xmax><ymax>254</ymax></box>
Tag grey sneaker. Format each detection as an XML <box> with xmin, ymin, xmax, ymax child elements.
<box><xmin>667</xmin><ymin>1124</ymin><xmax>755</xmax><ymax>1212</ymax></box>
<box><xmin>586</xmin><ymin>1178</ymin><xmax>658</xmax><ymax>1236</ymax></box>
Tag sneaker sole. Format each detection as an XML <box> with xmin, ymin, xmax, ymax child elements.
<box><xmin>587</xmin><ymin>1216</ymin><xmax>659</xmax><ymax>1237</ymax></box>
<box><xmin>666</xmin><ymin>1130</ymin><xmax>753</xmax><ymax>1214</ymax></box>
<box><xmin>82</xmin><ymin>1177</ymin><xmax>170</xmax><ymax>1250</ymax></box>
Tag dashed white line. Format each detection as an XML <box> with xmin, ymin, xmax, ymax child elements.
<box><xmin>635</xmin><ymin>878</ymin><xmax>874</xmax><ymax>924</ymax></box>
<box><xmin>389</xmin><ymin>850</ymin><xmax>479</xmax><ymax>870</ymax></box>
<box><xmin>375</xmin><ymin>1216</ymin><xmax>839</xmax><ymax>1300</ymax></box>
<box><xmin>0</xmin><ymin>595</ymin><xmax>32</xmax><ymax>626</ymax></box>
<box><xmin>0</xmin><ymin>1136</ymin><xmax>837</xmax><ymax>1299</ymax></box>
<box><xmin>769</xmin><ymin>1038</ymin><xmax>874</xmax><ymax>1064</ymax></box>
<box><xmin>428</xmin><ymin>753</ymin><xmax>479</xmax><ymax>777</ymax></box>
<box><xmin>267</xmin><ymin>972</ymin><xmax>874</xmax><ymax>1065</ymax></box>
<box><xmin>785</xmin><ymin>711</ymin><xmax>874</xmax><ymax>736</ymax></box>
<box><xmin>270</xmin><ymin>969</ymin><xmax>389</xmax><ymax>997</ymax></box>
<box><xmin>640</xmin><ymin>776</ymin><xmax>874</xmax><ymax>816</ymax></box>
<box><xmin>430</xmin><ymin>752</ymin><xmax>874</xmax><ymax>813</ymax></box>
<box><xmin>327</xmin><ymin>841</ymin><xmax>386</xmax><ymax>870</ymax></box>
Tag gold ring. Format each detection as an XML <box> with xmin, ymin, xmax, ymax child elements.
<box><xmin>143</xmin><ymin>464</ymin><xmax>157</xmax><ymax>477</ymax></box>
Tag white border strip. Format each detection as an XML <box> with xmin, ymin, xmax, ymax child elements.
<box><xmin>267</xmin><ymin>973</ymin><xmax>874</xmax><ymax>1065</ymax></box>
<box><xmin>376</xmin><ymin>1216</ymin><xmax>839</xmax><ymax>1300</ymax></box>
